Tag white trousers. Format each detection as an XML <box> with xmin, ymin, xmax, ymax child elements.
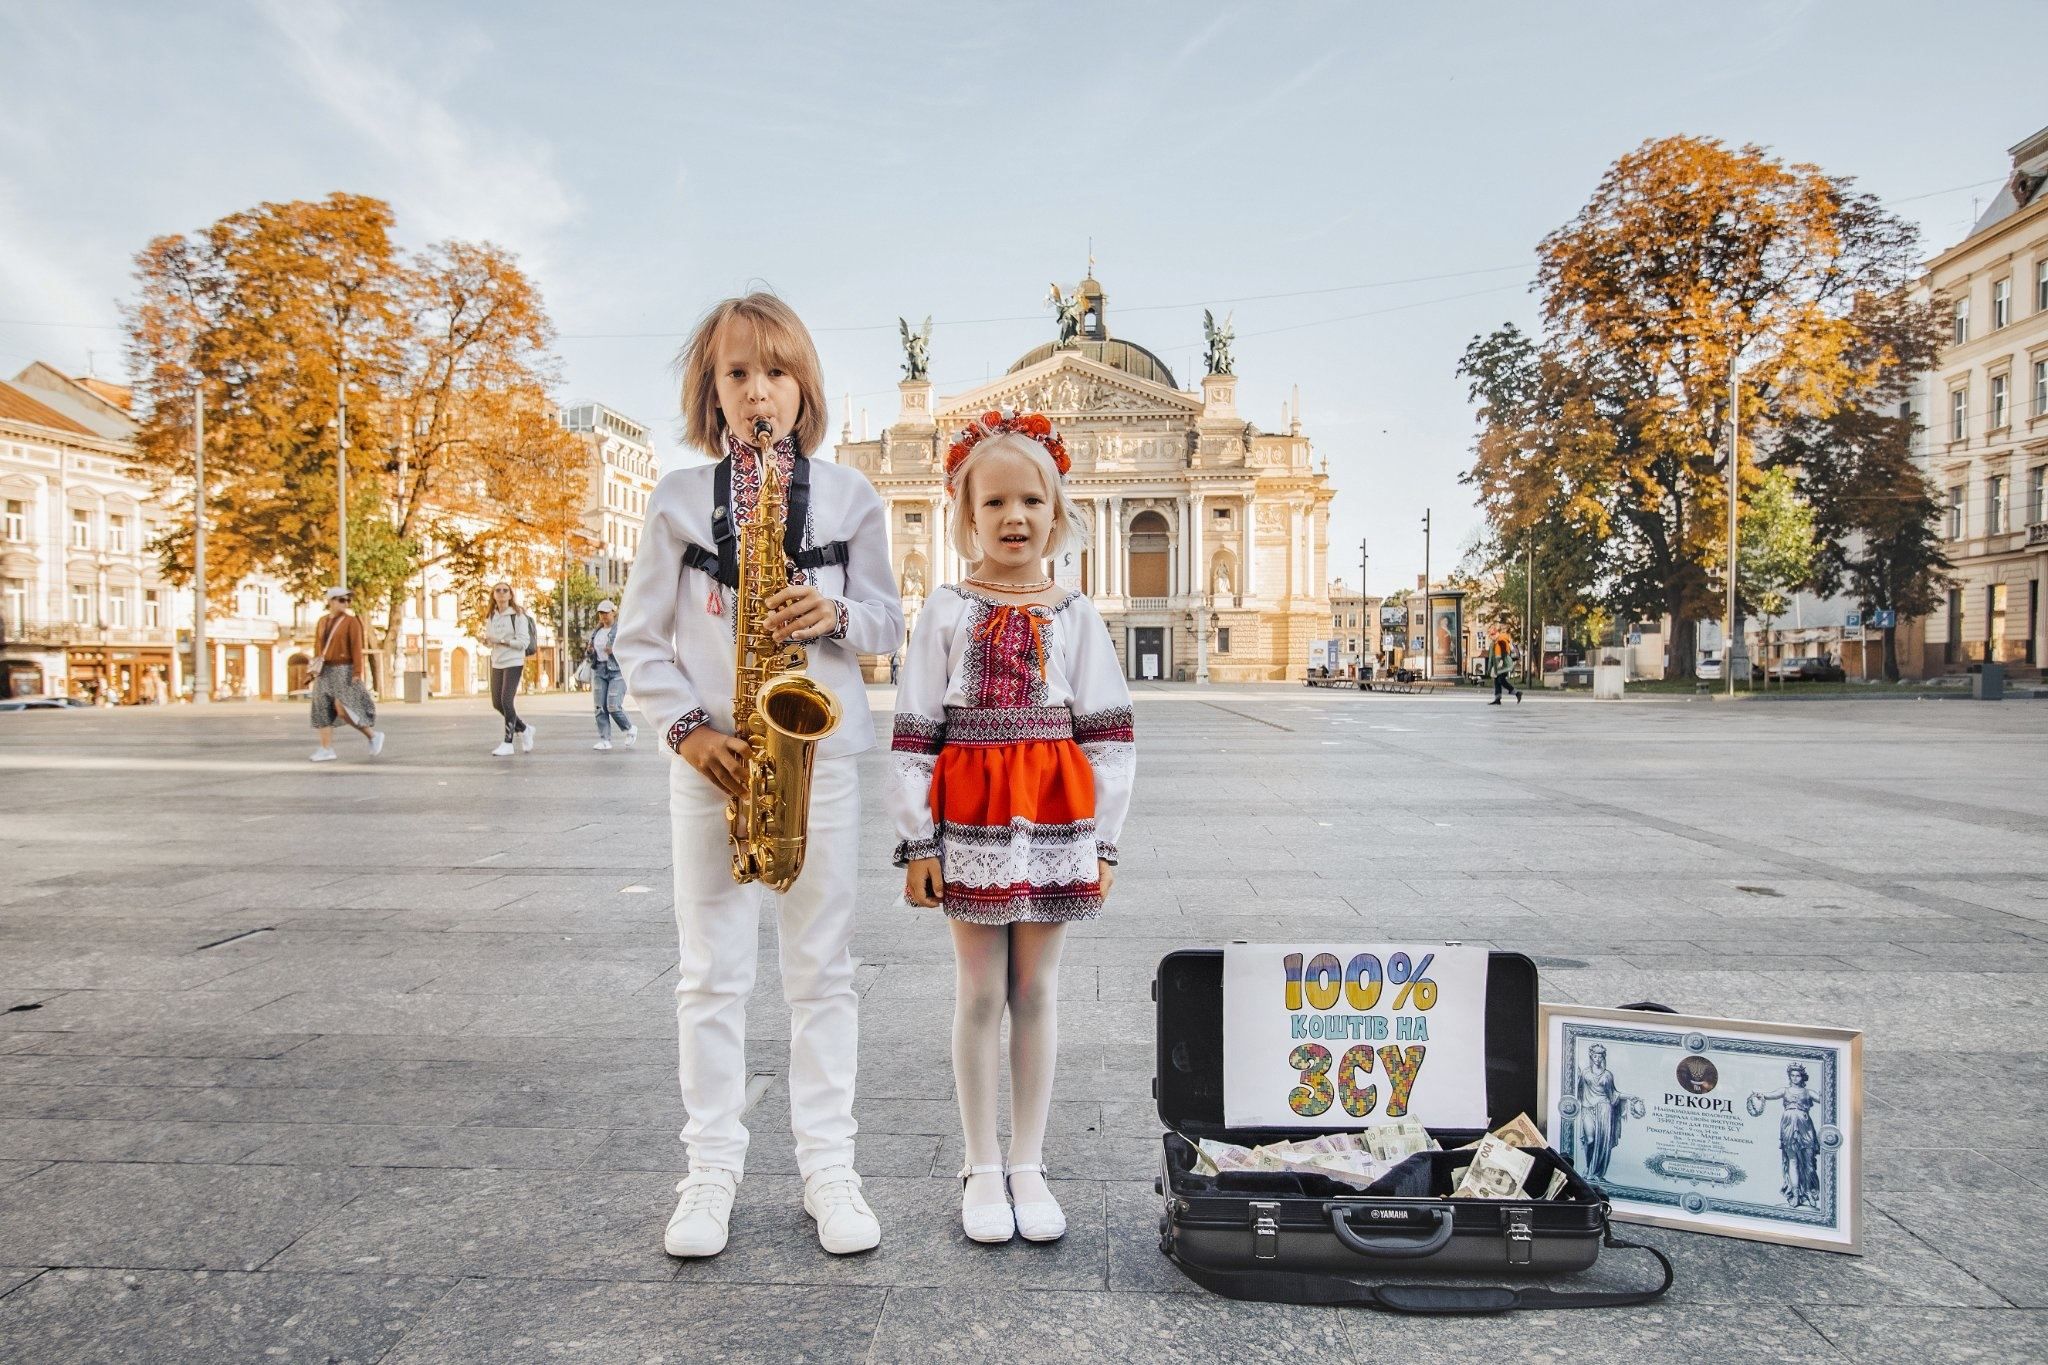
<box><xmin>669</xmin><ymin>752</ymin><xmax>861</xmax><ymax>1178</ymax></box>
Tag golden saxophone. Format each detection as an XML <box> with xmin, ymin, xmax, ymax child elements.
<box><xmin>728</xmin><ymin>417</ymin><xmax>842</xmax><ymax>890</ymax></box>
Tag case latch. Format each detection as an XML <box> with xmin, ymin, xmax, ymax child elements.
<box><xmin>1505</xmin><ymin>1206</ymin><xmax>1534</xmax><ymax>1266</ymax></box>
<box><xmin>1250</xmin><ymin>1202</ymin><xmax>1280</xmax><ymax>1260</ymax></box>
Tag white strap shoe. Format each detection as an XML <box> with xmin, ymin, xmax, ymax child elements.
<box><xmin>958</xmin><ymin>1163</ymin><xmax>1015</xmax><ymax>1244</ymax></box>
<box><xmin>803</xmin><ymin>1165</ymin><xmax>881</xmax><ymax>1254</ymax></box>
<box><xmin>520</xmin><ymin>725</ymin><xmax>536</xmax><ymax>752</ymax></box>
<box><xmin>664</xmin><ymin>1168</ymin><xmax>737</xmax><ymax>1258</ymax></box>
<box><xmin>1008</xmin><ymin>1163</ymin><xmax>1066</xmax><ymax>1242</ymax></box>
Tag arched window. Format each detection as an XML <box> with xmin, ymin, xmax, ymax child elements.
<box><xmin>1126</xmin><ymin>511</ymin><xmax>1170</xmax><ymax>598</ymax></box>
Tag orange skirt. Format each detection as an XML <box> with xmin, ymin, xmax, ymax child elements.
<box><xmin>930</xmin><ymin>738</ymin><xmax>1102</xmax><ymax>925</ymax></box>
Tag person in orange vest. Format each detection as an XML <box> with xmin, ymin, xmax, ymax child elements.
<box><xmin>1487</xmin><ymin>628</ymin><xmax>1521</xmax><ymax>705</ymax></box>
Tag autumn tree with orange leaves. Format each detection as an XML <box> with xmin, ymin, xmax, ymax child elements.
<box><xmin>124</xmin><ymin>192</ymin><xmax>590</xmax><ymax>690</ymax></box>
<box><xmin>1460</xmin><ymin>136</ymin><xmax>1942</xmax><ymax>676</ymax></box>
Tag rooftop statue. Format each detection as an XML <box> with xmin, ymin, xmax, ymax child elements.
<box><xmin>1203</xmin><ymin>308</ymin><xmax>1236</xmax><ymax>376</ymax></box>
<box><xmin>898</xmin><ymin>315</ymin><xmax>931</xmax><ymax>381</ymax></box>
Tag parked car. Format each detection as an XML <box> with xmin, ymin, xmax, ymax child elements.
<box><xmin>0</xmin><ymin>696</ymin><xmax>91</xmax><ymax>712</ymax></box>
<box><xmin>1767</xmin><ymin>656</ymin><xmax>1845</xmax><ymax>682</ymax></box>
<box><xmin>1697</xmin><ymin>653</ymin><xmax>1765</xmax><ymax>682</ymax></box>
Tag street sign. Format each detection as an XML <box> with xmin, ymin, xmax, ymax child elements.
<box><xmin>1844</xmin><ymin>611</ymin><xmax>1863</xmax><ymax>642</ymax></box>
<box><xmin>1871</xmin><ymin>609</ymin><xmax>1897</xmax><ymax>629</ymax></box>
<box><xmin>1543</xmin><ymin>624</ymin><xmax>1563</xmax><ymax>650</ymax></box>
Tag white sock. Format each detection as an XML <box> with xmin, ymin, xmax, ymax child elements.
<box><xmin>950</xmin><ymin>921</ymin><xmax>1009</xmax><ymax>1206</ymax></box>
<box><xmin>1004</xmin><ymin>922</ymin><xmax>1067</xmax><ymax>1204</ymax></box>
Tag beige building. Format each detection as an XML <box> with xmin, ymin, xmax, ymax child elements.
<box><xmin>562</xmin><ymin>401</ymin><xmax>657</xmax><ymax>595</ymax></box>
<box><xmin>1326</xmin><ymin>580</ymin><xmax>1382</xmax><ymax>670</ymax></box>
<box><xmin>1</xmin><ymin>364</ymin><xmax>303</xmax><ymax>702</ymax></box>
<box><xmin>1916</xmin><ymin>125</ymin><xmax>2048</xmax><ymax>678</ymax></box>
<box><xmin>0</xmin><ymin>361</ymin><xmax>642</xmax><ymax>703</ymax></box>
<box><xmin>835</xmin><ymin>276</ymin><xmax>1337</xmax><ymax>681</ymax></box>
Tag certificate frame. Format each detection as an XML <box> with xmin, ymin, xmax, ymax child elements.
<box><xmin>1538</xmin><ymin>1004</ymin><xmax>1863</xmax><ymax>1255</ymax></box>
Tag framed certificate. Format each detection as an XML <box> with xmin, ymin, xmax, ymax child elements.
<box><xmin>1538</xmin><ymin>1004</ymin><xmax>1863</xmax><ymax>1254</ymax></box>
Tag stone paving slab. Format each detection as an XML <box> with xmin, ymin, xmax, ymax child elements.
<box><xmin>0</xmin><ymin>1268</ymin><xmax>455</xmax><ymax>1365</ymax></box>
<box><xmin>2</xmin><ymin>688</ymin><xmax>2044</xmax><ymax>1360</ymax></box>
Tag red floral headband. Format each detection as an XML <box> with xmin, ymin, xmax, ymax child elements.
<box><xmin>945</xmin><ymin>409</ymin><xmax>1070</xmax><ymax>493</ymax></box>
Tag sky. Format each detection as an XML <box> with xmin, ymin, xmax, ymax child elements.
<box><xmin>3</xmin><ymin>0</ymin><xmax>2043</xmax><ymax>591</ymax></box>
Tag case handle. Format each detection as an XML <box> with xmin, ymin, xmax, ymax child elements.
<box><xmin>1324</xmin><ymin>1204</ymin><xmax>1454</xmax><ymax>1259</ymax></box>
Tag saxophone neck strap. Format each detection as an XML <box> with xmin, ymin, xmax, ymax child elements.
<box><xmin>683</xmin><ymin>452</ymin><xmax>848</xmax><ymax>590</ymax></box>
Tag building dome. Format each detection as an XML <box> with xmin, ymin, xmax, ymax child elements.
<box><xmin>1007</xmin><ymin>337</ymin><xmax>1179</xmax><ymax>390</ymax></box>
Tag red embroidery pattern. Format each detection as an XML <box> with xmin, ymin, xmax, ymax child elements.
<box><xmin>965</xmin><ymin>602</ymin><xmax>1052</xmax><ymax>709</ymax></box>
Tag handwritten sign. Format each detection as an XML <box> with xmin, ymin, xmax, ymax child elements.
<box><xmin>1223</xmin><ymin>945</ymin><xmax>1490</xmax><ymax>1129</ymax></box>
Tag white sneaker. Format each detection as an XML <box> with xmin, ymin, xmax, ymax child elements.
<box><xmin>622</xmin><ymin>727</ymin><xmax>638</xmax><ymax>748</ymax></box>
<box><xmin>309</xmin><ymin>748</ymin><xmax>338</xmax><ymax>763</ymax></box>
<box><xmin>664</xmin><ymin>1168</ymin><xmax>737</xmax><ymax>1258</ymax></box>
<box><xmin>593</xmin><ymin>739</ymin><xmax>613</xmax><ymax>751</ymax></box>
<box><xmin>958</xmin><ymin>1163</ymin><xmax>1014</xmax><ymax>1244</ymax></box>
<box><xmin>491</xmin><ymin>741</ymin><xmax>515</xmax><ymax>757</ymax></box>
<box><xmin>368</xmin><ymin>731</ymin><xmax>385</xmax><ymax>757</ymax></box>
<box><xmin>803</xmin><ymin>1165</ymin><xmax>881</xmax><ymax>1254</ymax></box>
<box><xmin>520</xmin><ymin>726</ymin><xmax>536</xmax><ymax>753</ymax></box>
<box><xmin>1008</xmin><ymin>1163</ymin><xmax>1066</xmax><ymax>1242</ymax></box>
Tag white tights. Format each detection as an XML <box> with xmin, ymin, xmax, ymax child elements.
<box><xmin>950</xmin><ymin>920</ymin><xmax>1066</xmax><ymax>1208</ymax></box>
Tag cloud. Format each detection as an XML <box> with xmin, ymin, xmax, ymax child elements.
<box><xmin>256</xmin><ymin>0</ymin><xmax>579</xmax><ymax>260</ymax></box>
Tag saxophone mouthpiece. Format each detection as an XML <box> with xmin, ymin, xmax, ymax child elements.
<box><xmin>751</xmin><ymin>417</ymin><xmax>773</xmax><ymax>445</ymax></box>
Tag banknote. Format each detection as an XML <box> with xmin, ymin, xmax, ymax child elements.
<box><xmin>1456</xmin><ymin>1112</ymin><xmax>1549</xmax><ymax>1151</ymax></box>
<box><xmin>1363</xmin><ymin>1117</ymin><xmax>1438</xmax><ymax>1163</ymax></box>
<box><xmin>1450</xmin><ymin>1133</ymin><xmax>1536</xmax><ymax>1200</ymax></box>
<box><xmin>1543</xmin><ymin>1167</ymin><xmax>1569</xmax><ymax>1200</ymax></box>
<box><xmin>1294</xmin><ymin>1150</ymin><xmax>1389</xmax><ymax>1189</ymax></box>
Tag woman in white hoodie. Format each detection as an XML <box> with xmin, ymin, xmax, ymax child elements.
<box><xmin>484</xmin><ymin>582</ymin><xmax>536</xmax><ymax>756</ymax></box>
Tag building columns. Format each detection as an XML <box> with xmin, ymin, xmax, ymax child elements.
<box><xmin>1108</xmin><ymin>495</ymin><xmax>1124</xmax><ymax>599</ymax></box>
<box><xmin>1241</xmin><ymin>497</ymin><xmax>1256</xmax><ymax>600</ymax></box>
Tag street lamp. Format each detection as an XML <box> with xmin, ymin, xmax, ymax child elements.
<box><xmin>1421</xmin><ymin>509</ymin><xmax>1432</xmax><ymax>681</ymax></box>
<box><xmin>192</xmin><ymin>381</ymin><xmax>210</xmax><ymax>704</ymax></box>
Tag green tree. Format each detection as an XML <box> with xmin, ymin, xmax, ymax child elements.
<box><xmin>1782</xmin><ymin>407</ymin><xmax>1951</xmax><ymax>681</ymax></box>
<box><xmin>1735</xmin><ymin>466</ymin><xmax>1818</xmax><ymax>682</ymax></box>
<box><xmin>533</xmin><ymin>566</ymin><xmax>608</xmax><ymax>682</ymax></box>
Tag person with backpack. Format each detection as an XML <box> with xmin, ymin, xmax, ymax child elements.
<box><xmin>584</xmin><ymin>598</ymin><xmax>636</xmax><ymax>751</ymax></box>
<box><xmin>484</xmin><ymin>582</ymin><xmax>538</xmax><ymax>755</ymax></box>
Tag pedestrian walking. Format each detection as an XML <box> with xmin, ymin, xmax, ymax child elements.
<box><xmin>615</xmin><ymin>292</ymin><xmax>902</xmax><ymax>1261</ymax></box>
<box><xmin>1488</xmin><ymin>628</ymin><xmax>1522</xmax><ymax>705</ymax></box>
<box><xmin>484</xmin><ymin>583</ymin><xmax>537</xmax><ymax>756</ymax></box>
<box><xmin>891</xmin><ymin>411</ymin><xmax>1135</xmax><ymax>1247</ymax></box>
<box><xmin>309</xmin><ymin>587</ymin><xmax>384</xmax><ymax>761</ymax></box>
<box><xmin>585</xmin><ymin>599</ymin><xmax>637</xmax><ymax>750</ymax></box>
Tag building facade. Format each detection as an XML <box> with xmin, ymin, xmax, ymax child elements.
<box><xmin>1</xmin><ymin>362</ymin><xmax>646</xmax><ymax>702</ymax></box>
<box><xmin>1326</xmin><ymin>580</ymin><xmax>1382</xmax><ymax>672</ymax></box>
<box><xmin>1915</xmin><ymin>125</ymin><xmax>2048</xmax><ymax>678</ymax></box>
<box><xmin>562</xmin><ymin>401</ymin><xmax>657</xmax><ymax>595</ymax></box>
<box><xmin>2</xmin><ymin>364</ymin><xmax>305</xmax><ymax>702</ymax></box>
<box><xmin>834</xmin><ymin>277</ymin><xmax>1337</xmax><ymax>681</ymax></box>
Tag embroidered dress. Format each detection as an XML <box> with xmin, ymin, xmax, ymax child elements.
<box><xmin>889</xmin><ymin>584</ymin><xmax>1135</xmax><ymax>925</ymax></box>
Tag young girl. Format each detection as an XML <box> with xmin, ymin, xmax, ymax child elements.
<box><xmin>614</xmin><ymin>293</ymin><xmax>902</xmax><ymax>1260</ymax></box>
<box><xmin>889</xmin><ymin>410</ymin><xmax>1136</xmax><ymax>1244</ymax></box>
<box><xmin>483</xmin><ymin>583</ymin><xmax>536</xmax><ymax>756</ymax></box>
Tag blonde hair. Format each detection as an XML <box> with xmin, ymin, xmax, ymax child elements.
<box><xmin>677</xmin><ymin>292</ymin><xmax>828</xmax><ymax>456</ymax></box>
<box><xmin>950</xmin><ymin>432</ymin><xmax>1084</xmax><ymax>566</ymax></box>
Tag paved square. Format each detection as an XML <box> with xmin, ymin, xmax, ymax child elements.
<box><xmin>2</xmin><ymin>687</ymin><xmax>2044</xmax><ymax>1361</ymax></box>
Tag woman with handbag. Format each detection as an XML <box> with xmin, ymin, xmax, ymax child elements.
<box><xmin>484</xmin><ymin>582</ymin><xmax>537</xmax><ymax>757</ymax></box>
<box><xmin>584</xmin><ymin>598</ymin><xmax>636</xmax><ymax>751</ymax></box>
<box><xmin>308</xmin><ymin>586</ymin><xmax>384</xmax><ymax>762</ymax></box>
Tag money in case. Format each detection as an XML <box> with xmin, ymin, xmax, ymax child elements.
<box><xmin>1152</xmin><ymin>949</ymin><xmax>1674</xmax><ymax>1312</ymax></box>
